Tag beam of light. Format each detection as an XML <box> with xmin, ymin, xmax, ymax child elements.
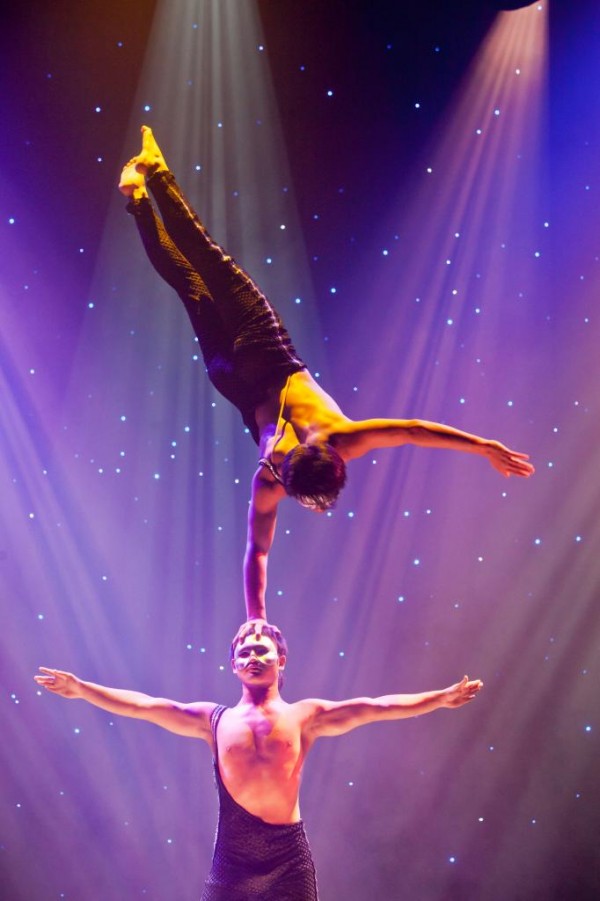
<box><xmin>300</xmin><ymin>0</ymin><xmax>550</xmax><ymax>666</ymax></box>
<box><xmin>1</xmin><ymin>3</ymin><xmax>326</xmax><ymax>899</ymax></box>
<box><xmin>5</xmin><ymin>1</ymin><xmax>600</xmax><ymax>899</ymax></box>
<box><xmin>298</xmin><ymin>4</ymin><xmax>600</xmax><ymax>894</ymax></box>
<box><xmin>297</xmin><ymin>1</ymin><xmax>558</xmax><ymax>887</ymax></box>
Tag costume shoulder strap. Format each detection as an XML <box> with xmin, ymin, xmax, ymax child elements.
<box><xmin>210</xmin><ymin>704</ymin><xmax>228</xmax><ymax>754</ymax></box>
<box><xmin>258</xmin><ymin>456</ymin><xmax>284</xmax><ymax>485</ymax></box>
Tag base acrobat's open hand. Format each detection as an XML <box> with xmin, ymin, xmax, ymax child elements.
<box><xmin>441</xmin><ymin>675</ymin><xmax>483</xmax><ymax>708</ymax></box>
<box><xmin>34</xmin><ymin>667</ymin><xmax>81</xmax><ymax>699</ymax></box>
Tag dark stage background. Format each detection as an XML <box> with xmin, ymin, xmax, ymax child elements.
<box><xmin>1</xmin><ymin>1</ymin><xmax>599</xmax><ymax>899</ymax></box>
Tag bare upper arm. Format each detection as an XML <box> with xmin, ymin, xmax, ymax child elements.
<box><xmin>251</xmin><ymin>467</ymin><xmax>285</xmax><ymax>511</ymax></box>
<box><xmin>332</xmin><ymin>419</ymin><xmax>414</xmax><ymax>460</ymax></box>
<box><xmin>329</xmin><ymin>420</ymin><xmax>381</xmax><ymax>460</ymax></box>
<box><xmin>143</xmin><ymin>699</ymin><xmax>217</xmax><ymax>740</ymax></box>
<box><xmin>298</xmin><ymin>697</ymin><xmax>379</xmax><ymax>739</ymax></box>
<box><xmin>247</xmin><ymin>469</ymin><xmax>284</xmax><ymax>553</ymax></box>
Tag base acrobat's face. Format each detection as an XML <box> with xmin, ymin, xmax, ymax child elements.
<box><xmin>232</xmin><ymin>630</ymin><xmax>283</xmax><ymax>684</ymax></box>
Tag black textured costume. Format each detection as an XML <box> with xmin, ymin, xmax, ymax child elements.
<box><xmin>127</xmin><ymin>171</ymin><xmax>306</xmax><ymax>443</ymax></box>
<box><xmin>201</xmin><ymin>705</ymin><xmax>319</xmax><ymax>900</ymax></box>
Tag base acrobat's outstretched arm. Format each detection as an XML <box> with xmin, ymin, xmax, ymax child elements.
<box><xmin>307</xmin><ymin>675</ymin><xmax>484</xmax><ymax>739</ymax></box>
<box><xmin>34</xmin><ymin>667</ymin><xmax>214</xmax><ymax>739</ymax></box>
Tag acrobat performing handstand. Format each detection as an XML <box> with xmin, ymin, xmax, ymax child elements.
<box><xmin>119</xmin><ymin>127</ymin><xmax>534</xmax><ymax>619</ymax></box>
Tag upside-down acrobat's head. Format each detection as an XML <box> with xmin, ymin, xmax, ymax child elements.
<box><xmin>281</xmin><ymin>442</ymin><xmax>347</xmax><ymax>512</ymax></box>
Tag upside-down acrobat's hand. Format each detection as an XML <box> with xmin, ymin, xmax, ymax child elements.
<box><xmin>34</xmin><ymin>667</ymin><xmax>81</xmax><ymax>699</ymax></box>
<box><xmin>484</xmin><ymin>441</ymin><xmax>535</xmax><ymax>478</ymax></box>
<box><xmin>441</xmin><ymin>675</ymin><xmax>483</xmax><ymax>709</ymax></box>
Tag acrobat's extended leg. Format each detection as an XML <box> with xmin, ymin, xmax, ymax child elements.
<box><xmin>119</xmin><ymin>160</ymin><xmax>227</xmax><ymax>371</ymax></box>
<box><xmin>131</xmin><ymin>127</ymin><xmax>305</xmax><ymax>393</ymax></box>
<box><xmin>134</xmin><ymin>126</ymin><xmax>251</xmax><ymax>304</ymax></box>
<box><xmin>120</xmin><ymin>160</ymin><xmax>208</xmax><ymax>311</ymax></box>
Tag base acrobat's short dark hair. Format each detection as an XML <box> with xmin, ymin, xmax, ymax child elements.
<box><xmin>280</xmin><ymin>442</ymin><xmax>347</xmax><ymax>511</ymax></box>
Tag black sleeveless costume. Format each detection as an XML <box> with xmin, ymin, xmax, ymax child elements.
<box><xmin>201</xmin><ymin>705</ymin><xmax>319</xmax><ymax>900</ymax></box>
<box><xmin>126</xmin><ymin>172</ymin><xmax>306</xmax><ymax>444</ymax></box>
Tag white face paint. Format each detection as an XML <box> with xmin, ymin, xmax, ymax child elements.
<box><xmin>233</xmin><ymin>631</ymin><xmax>279</xmax><ymax>673</ymax></box>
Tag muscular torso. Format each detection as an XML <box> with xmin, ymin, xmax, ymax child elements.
<box><xmin>214</xmin><ymin>699</ymin><xmax>314</xmax><ymax>824</ymax></box>
<box><xmin>254</xmin><ymin>370</ymin><xmax>352</xmax><ymax>463</ymax></box>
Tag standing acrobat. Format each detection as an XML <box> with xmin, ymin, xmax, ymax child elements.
<box><xmin>35</xmin><ymin>618</ymin><xmax>483</xmax><ymax>900</ymax></box>
<box><xmin>119</xmin><ymin>127</ymin><xmax>534</xmax><ymax>619</ymax></box>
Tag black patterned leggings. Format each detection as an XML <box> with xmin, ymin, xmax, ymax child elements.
<box><xmin>127</xmin><ymin>170</ymin><xmax>305</xmax><ymax>441</ymax></box>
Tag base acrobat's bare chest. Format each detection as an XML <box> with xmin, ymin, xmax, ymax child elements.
<box><xmin>220</xmin><ymin>708</ymin><xmax>302</xmax><ymax>770</ymax></box>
